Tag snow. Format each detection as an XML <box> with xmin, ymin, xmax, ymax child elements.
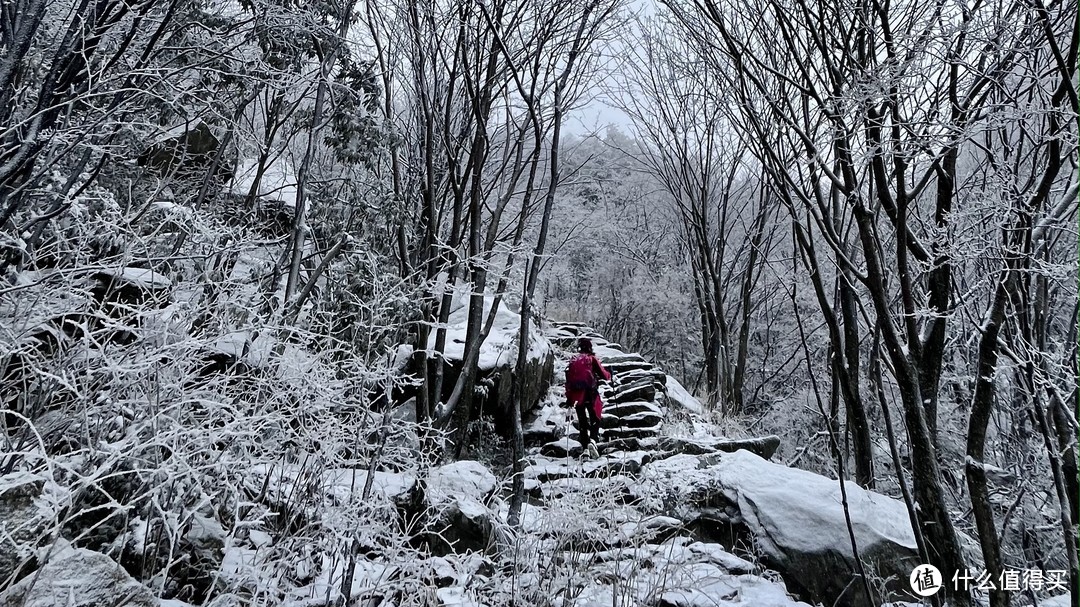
<box><xmin>148</xmin><ymin>119</ymin><xmax>207</xmax><ymax>145</ymax></box>
<box><xmin>184</xmin><ymin>513</ymin><xmax>227</xmax><ymax>546</ymax></box>
<box><xmin>594</xmin><ymin>344</ymin><xmax>630</xmax><ymax>359</ymax></box>
<box><xmin>426</xmin><ymin>461</ymin><xmax>497</xmax><ymax>503</ymax></box>
<box><xmin>289</xmin><ymin>554</ymin><xmax>396</xmax><ymax>607</ymax></box>
<box><xmin>208</xmin><ymin>330</ymin><xmax>319</xmax><ymax>373</ymax></box>
<box><xmin>248</xmin><ymin>529</ymin><xmax>272</xmax><ymax>548</ymax></box>
<box><xmin>97</xmin><ymin>266</ymin><xmax>172</xmax><ymax>289</ymax></box>
<box><xmin>0</xmin><ymin>471</ymin><xmax>45</xmax><ymax>494</ymax></box>
<box><xmin>566</xmin><ymin>541</ymin><xmax>810</xmax><ymax>607</ymax></box>
<box><xmin>232</xmin><ymin>156</ymin><xmax>298</xmax><ymax>207</ymax></box>
<box><xmin>1041</xmin><ymin>595</ymin><xmax>1073</xmax><ymax>607</ymax></box>
<box><xmin>220</xmin><ymin>546</ymin><xmax>260</xmax><ymax>579</ymax></box>
<box><xmin>653</xmin><ymin>571</ymin><xmax>811</xmax><ymax>607</ymax></box>
<box><xmin>321</xmin><ymin>468</ymin><xmax>416</xmax><ymax>503</ymax></box>
<box><xmin>428</xmin><ymin>285</ymin><xmax>550</xmax><ymax>371</ymax></box>
<box><xmin>436</xmin><ymin>587</ymin><xmax>482</xmax><ymax>607</ymax></box>
<box><xmin>454</xmin><ymin>497</ymin><xmax>488</xmax><ymax>519</ymax></box>
<box><xmin>248</xmin><ymin>463</ymin><xmax>416</xmax><ymax>506</ymax></box>
<box><xmin>697</xmin><ymin>450</ymin><xmax>916</xmax><ymax>557</ymax></box>
<box><xmin>665</xmin><ymin>374</ymin><xmax>704</xmax><ymax>414</ymax></box>
<box><xmin>392</xmin><ymin>343</ymin><xmax>414</xmax><ymax>374</ymax></box>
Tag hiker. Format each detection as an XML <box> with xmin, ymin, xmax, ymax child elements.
<box><xmin>565</xmin><ymin>337</ymin><xmax>611</xmax><ymax>458</ymax></box>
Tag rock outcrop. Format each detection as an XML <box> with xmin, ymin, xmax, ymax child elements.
<box><xmin>640</xmin><ymin>449</ymin><xmax>922</xmax><ymax>607</ymax></box>
<box><xmin>0</xmin><ymin>542</ymin><xmax>158</xmax><ymax>607</ymax></box>
<box><xmin>0</xmin><ymin>473</ymin><xmax>62</xmax><ymax>585</ymax></box>
<box><xmin>421</xmin><ymin>461</ymin><xmax>502</xmax><ymax>556</ymax></box>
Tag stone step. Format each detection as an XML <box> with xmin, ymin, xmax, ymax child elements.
<box><xmin>601</xmin><ymin>410</ymin><xmax>663</xmax><ymax>430</ymax></box>
<box><xmin>611</xmin><ymin>368</ymin><xmax>667</xmax><ymax>386</ymax></box>
<box><xmin>602</xmin><ymin>353</ymin><xmax>648</xmax><ymax>365</ymax></box>
<box><xmin>540</xmin><ymin>437</ymin><xmax>582</xmax><ymax>458</ymax></box>
<box><xmin>600</xmin><ymin>423</ymin><xmax>664</xmax><ymax>441</ymax></box>
<box><xmin>600</xmin><ymin>436</ymin><xmax>660</xmax><ymax>453</ymax></box>
<box><xmin>604</xmin><ymin>400</ymin><xmax>664</xmax><ymax>418</ymax></box>
<box><xmin>656</xmin><ymin>435</ymin><xmax>783</xmax><ymax>461</ymax></box>
<box><xmin>611</xmin><ymin>379</ymin><xmax>657</xmax><ymax>404</ymax></box>
<box><xmin>524</xmin><ymin>451</ymin><xmax>653</xmax><ymax>483</ymax></box>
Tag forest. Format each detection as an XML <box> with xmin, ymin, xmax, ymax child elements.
<box><xmin>0</xmin><ymin>0</ymin><xmax>1076</xmax><ymax>606</ymax></box>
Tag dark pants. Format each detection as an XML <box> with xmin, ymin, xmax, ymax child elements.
<box><xmin>575</xmin><ymin>399</ymin><xmax>601</xmax><ymax>447</ymax></box>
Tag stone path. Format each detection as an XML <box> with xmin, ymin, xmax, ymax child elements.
<box><xmin>527</xmin><ymin>322</ymin><xmax>669</xmax><ymax>458</ymax></box>
<box><xmin>507</xmin><ymin>322</ymin><xmax>803</xmax><ymax>607</ymax></box>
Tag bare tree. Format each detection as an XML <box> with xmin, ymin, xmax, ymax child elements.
<box><xmin>657</xmin><ymin>0</ymin><xmax>1078</xmax><ymax>604</ymax></box>
<box><xmin>613</xmin><ymin>14</ymin><xmax>779</xmax><ymax>416</ymax></box>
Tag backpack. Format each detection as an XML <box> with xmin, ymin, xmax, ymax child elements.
<box><xmin>566</xmin><ymin>354</ymin><xmax>598</xmax><ymax>391</ymax></box>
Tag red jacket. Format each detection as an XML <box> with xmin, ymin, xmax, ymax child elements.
<box><xmin>565</xmin><ymin>354</ymin><xmax>611</xmax><ymax>418</ymax></box>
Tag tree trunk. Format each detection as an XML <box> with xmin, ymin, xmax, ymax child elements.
<box><xmin>851</xmin><ymin>200</ymin><xmax>970</xmax><ymax>607</ymax></box>
<box><xmin>966</xmin><ymin>269</ymin><xmax>1012</xmax><ymax>607</ymax></box>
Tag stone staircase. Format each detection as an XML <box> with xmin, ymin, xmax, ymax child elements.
<box><xmin>506</xmin><ymin>322</ymin><xmax>800</xmax><ymax>607</ymax></box>
<box><xmin>526</xmin><ymin>321</ymin><xmax>670</xmax><ymax>457</ymax></box>
<box><xmin>521</xmin><ymin>321</ymin><xmax>780</xmax><ymax>494</ymax></box>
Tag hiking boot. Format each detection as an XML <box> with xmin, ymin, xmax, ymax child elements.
<box><xmin>587</xmin><ymin>443</ymin><xmax>599</xmax><ymax>459</ymax></box>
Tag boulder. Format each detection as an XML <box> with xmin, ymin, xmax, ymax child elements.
<box><xmin>90</xmin><ymin>267</ymin><xmax>172</xmax><ymax>310</ymax></box>
<box><xmin>421</xmin><ymin>461</ymin><xmax>502</xmax><ymax>557</ymax></box>
<box><xmin>0</xmin><ymin>543</ymin><xmax>158</xmax><ymax>607</ymax></box>
<box><xmin>663</xmin><ymin>375</ymin><xmax>704</xmax><ymax>414</ymax></box>
<box><xmin>427</xmin><ymin>289</ymin><xmax>554</xmax><ymax>435</ymax></box>
<box><xmin>138</xmin><ymin>119</ymin><xmax>222</xmax><ymax>173</ymax></box>
<box><xmin>564</xmin><ymin>540</ymin><xmax>811</xmax><ymax>607</ymax></box>
<box><xmin>425</xmin><ymin>461</ymin><xmax>497</xmax><ymax>504</ymax></box>
<box><xmin>648</xmin><ymin>450</ymin><xmax>921</xmax><ymax>607</ymax></box>
<box><xmin>0</xmin><ymin>473</ymin><xmax>62</xmax><ymax>584</ymax></box>
<box><xmin>424</xmin><ymin>498</ymin><xmax>499</xmax><ymax>557</ymax></box>
<box><xmin>648</xmin><ymin>571</ymin><xmax>812</xmax><ymax>607</ymax></box>
<box><xmin>247</xmin><ymin>464</ymin><xmax>420</xmax><ymax>518</ymax></box>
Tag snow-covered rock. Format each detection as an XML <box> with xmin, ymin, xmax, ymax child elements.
<box><xmin>540</xmin><ymin>436</ymin><xmax>583</xmax><ymax>458</ymax></box>
<box><xmin>421</xmin><ymin>461</ymin><xmax>502</xmax><ymax>557</ymax></box>
<box><xmin>604</xmin><ymin>400</ymin><xmax>665</xmax><ymax>418</ymax></box>
<box><xmin>0</xmin><ymin>542</ymin><xmax>157</xmax><ymax>607</ymax></box>
<box><xmin>611</xmin><ymin>377</ymin><xmax>657</xmax><ymax>403</ymax></box>
<box><xmin>247</xmin><ymin>464</ymin><xmax>419</xmax><ymax>514</ymax></box>
<box><xmin>644</xmin><ymin>449</ymin><xmax>920</xmax><ymax>607</ymax></box>
<box><xmin>564</xmin><ymin>538</ymin><xmax>811</xmax><ymax>607</ymax></box>
<box><xmin>425</xmin><ymin>461</ymin><xmax>497</xmax><ymax>504</ymax></box>
<box><xmin>664</xmin><ymin>375</ymin><xmax>704</xmax><ymax>414</ymax></box>
<box><xmin>0</xmin><ymin>472</ymin><xmax>63</xmax><ymax>583</ymax></box>
<box><xmin>424</xmin><ymin>497</ymin><xmax>500</xmax><ymax>556</ymax></box>
<box><xmin>426</xmin><ymin>288</ymin><xmax>555</xmax><ymax>430</ymax></box>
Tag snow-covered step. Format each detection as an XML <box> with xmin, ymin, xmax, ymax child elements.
<box><xmin>611</xmin><ymin>367</ymin><xmax>667</xmax><ymax>386</ymax></box>
<box><xmin>610</xmin><ymin>378</ymin><xmax>657</xmax><ymax>403</ymax></box>
<box><xmin>600</xmin><ymin>423</ymin><xmax>664</xmax><ymax>442</ymax></box>
<box><xmin>604</xmin><ymin>400</ymin><xmax>664</xmax><ymax>418</ymax></box>
<box><xmin>601</xmin><ymin>410</ymin><xmax>663</xmax><ymax>430</ymax></box>
<box><xmin>540</xmin><ymin>436</ymin><xmax>582</xmax><ymax>458</ymax></box>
